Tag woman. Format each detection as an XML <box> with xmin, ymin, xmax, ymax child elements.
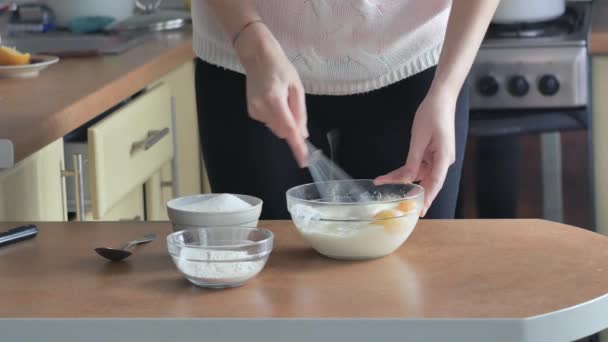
<box><xmin>192</xmin><ymin>0</ymin><xmax>498</xmax><ymax>219</ymax></box>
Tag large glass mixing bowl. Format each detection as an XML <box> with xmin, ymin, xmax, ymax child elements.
<box><xmin>286</xmin><ymin>179</ymin><xmax>424</xmax><ymax>260</ymax></box>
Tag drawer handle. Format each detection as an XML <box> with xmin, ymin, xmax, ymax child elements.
<box><xmin>131</xmin><ymin>127</ymin><xmax>170</xmax><ymax>155</ymax></box>
<box><xmin>61</xmin><ymin>154</ymin><xmax>86</xmax><ymax>222</ymax></box>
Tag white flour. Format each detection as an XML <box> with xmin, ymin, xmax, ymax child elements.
<box><xmin>177</xmin><ymin>247</ymin><xmax>265</xmax><ymax>285</ymax></box>
<box><xmin>181</xmin><ymin>194</ymin><xmax>252</xmax><ymax>212</ymax></box>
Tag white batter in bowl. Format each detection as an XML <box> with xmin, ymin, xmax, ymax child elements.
<box><xmin>286</xmin><ymin>180</ymin><xmax>424</xmax><ymax>260</ymax></box>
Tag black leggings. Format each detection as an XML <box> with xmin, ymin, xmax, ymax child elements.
<box><xmin>195</xmin><ymin>59</ymin><xmax>469</xmax><ymax>219</ymax></box>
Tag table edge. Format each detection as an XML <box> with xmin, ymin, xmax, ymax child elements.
<box><xmin>2</xmin><ymin>293</ymin><xmax>607</xmax><ymax>342</ymax></box>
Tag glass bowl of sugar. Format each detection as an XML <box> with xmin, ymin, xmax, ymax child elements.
<box><xmin>167</xmin><ymin>226</ymin><xmax>274</xmax><ymax>288</ymax></box>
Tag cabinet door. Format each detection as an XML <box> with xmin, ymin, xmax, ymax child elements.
<box><xmin>88</xmin><ymin>83</ymin><xmax>174</xmax><ymax>219</ymax></box>
<box><xmin>158</xmin><ymin>61</ymin><xmax>210</xmax><ymax>195</ymax></box>
<box><xmin>144</xmin><ymin>162</ymin><xmax>172</xmax><ymax>221</ymax></box>
<box><xmin>0</xmin><ymin>139</ymin><xmax>67</xmax><ymax>221</ymax></box>
<box><xmin>99</xmin><ymin>185</ymin><xmax>144</xmax><ymax>221</ymax></box>
<box><xmin>83</xmin><ymin>185</ymin><xmax>144</xmax><ymax>222</ymax></box>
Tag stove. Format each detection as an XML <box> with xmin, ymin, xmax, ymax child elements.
<box><xmin>469</xmin><ymin>1</ymin><xmax>592</xmax><ymax>110</ymax></box>
<box><xmin>465</xmin><ymin>2</ymin><xmax>594</xmax><ymax>230</ymax></box>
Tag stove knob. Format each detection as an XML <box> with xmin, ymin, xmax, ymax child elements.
<box><xmin>538</xmin><ymin>74</ymin><xmax>560</xmax><ymax>96</ymax></box>
<box><xmin>477</xmin><ymin>75</ymin><xmax>499</xmax><ymax>97</ymax></box>
<box><xmin>508</xmin><ymin>76</ymin><xmax>529</xmax><ymax>97</ymax></box>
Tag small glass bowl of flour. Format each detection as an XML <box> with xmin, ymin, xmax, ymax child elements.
<box><xmin>167</xmin><ymin>226</ymin><xmax>274</xmax><ymax>288</ymax></box>
<box><xmin>167</xmin><ymin>194</ymin><xmax>263</xmax><ymax>231</ymax></box>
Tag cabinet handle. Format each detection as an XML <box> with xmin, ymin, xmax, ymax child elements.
<box><xmin>61</xmin><ymin>154</ymin><xmax>85</xmax><ymax>221</ymax></box>
<box><xmin>130</xmin><ymin>127</ymin><xmax>170</xmax><ymax>155</ymax></box>
<box><xmin>154</xmin><ymin>97</ymin><xmax>179</xmax><ymax>197</ymax></box>
<box><xmin>169</xmin><ymin>96</ymin><xmax>179</xmax><ymax>198</ymax></box>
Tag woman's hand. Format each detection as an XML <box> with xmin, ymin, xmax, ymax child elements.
<box><xmin>374</xmin><ymin>87</ymin><xmax>457</xmax><ymax>217</ymax></box>
<box><xmin>235</xmin><ymin>23</ymin><xmax>309</xmax><ymax>167</ymax></box>
<box><xmin>372</xmin><ymin>0</ymin><xmax>498</xmax><ymax>217</ymax></box>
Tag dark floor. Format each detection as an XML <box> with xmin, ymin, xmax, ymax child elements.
<box><xmin>459</xmin><ymin>130</ymin><xmax>593</xmax><ymax>229</ymax></box>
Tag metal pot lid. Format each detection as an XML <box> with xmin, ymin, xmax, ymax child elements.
<box><xmin>106</xmin><ymin>10</ymin><xmax>190</xmax><ymax>32</ymax></box>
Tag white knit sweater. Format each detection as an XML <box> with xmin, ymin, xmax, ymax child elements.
<box><xmin>192</xmin><ymin>0</ymin><xmax>451</xmax><ymax>95</ymax></box>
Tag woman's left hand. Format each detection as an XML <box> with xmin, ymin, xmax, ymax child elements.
<box><xmin>374</xmin><ymin>87</ymin><xmax>457</xmax><ymax>217</ymax></box>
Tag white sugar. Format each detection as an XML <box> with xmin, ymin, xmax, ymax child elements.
<box><xmin>181</xmin><ymin>194</ymin><xmax>252</xmax><ymax>212</ymax></box>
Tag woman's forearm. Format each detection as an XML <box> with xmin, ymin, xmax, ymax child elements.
<box><xmin>430</xmin><ymin>0</ymin><xmax>499</xmax><ymax>97</ymax></box>
<box><xmin>201</xmin><ymin>1</ymin><xmax>309</xmax><ymax>166</ymax></box>
<box><xmin>203</xmin><ymin>0</ymin><xmax>281</xmax><ymax>69</ymax></box>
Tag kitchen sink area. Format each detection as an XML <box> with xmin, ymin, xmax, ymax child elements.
<box><xmin>2</xmin><ymin>31</ymin><xmax>150</xmax><ymax>56</ymax></box>
<box><xmin>0</xmin><ymin>0</ymin><xmax>190</xmax><ymax>56</ymax></box>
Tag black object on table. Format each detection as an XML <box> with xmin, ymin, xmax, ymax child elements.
<box><xmin>0</xmin><ymin>224</ymin><xmax>38</xmax><ymax>248</ymax></box>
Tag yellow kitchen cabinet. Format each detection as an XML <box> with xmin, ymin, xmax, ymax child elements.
<box><xmin>157</xmin><ymin>61</ymin><xmax>210</xmax><ymax>195</ymax></box>
<box><xmin>0</xmin><ymin>61</ymin><xmax>205</xmax><ymax>223</ymax></box>
<box><xmin>66</xmin><ymin>61</ymin><xmax>206</xmax><ymax>222</ymax></box>
<box><xmin>97</xmin><ymin>186</ymin><xmax>144</xmax><ymax>221</ymax></box>
<box><xmin>88</xmin><ymin>83</ymin><xmax>174</xmax><ymax>219</ymax></box>
<box><xmin>144</xmin><ymin>161</ymin><xmax>173</xmax><ymax>221</ymax></box>
<box><xmin>83</xmin><ymin>186</ymin><xmax>144</xmax><ymax>221</ymax></box>
<box><xmin>0</xmin><ymin>139</ymin><xmax>67</xmax><ymax>221</ymax></box>
<box><xmin>592</xmin><ymin>56</ymin><xmax>608</xmax><ymax>342</ymax></box>
<box><xmin>159</xmin><ymin>161</ymin><xmax>174</xmax><ymax>218</ymax></box>
<box><xmin>134</xmin><ymin>60</ymin><xmax>213</xmax><ymax>221</ymax></box>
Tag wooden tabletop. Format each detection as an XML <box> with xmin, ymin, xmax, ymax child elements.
<box><xmin>1</xmin><ymin>219</ymin><xmax>607</xmax><ymax>319</ymax></box>
<box><xmin>0</xmin><ymin>31</ymin><xmax>194</xmax><ymax>163</ymax></box>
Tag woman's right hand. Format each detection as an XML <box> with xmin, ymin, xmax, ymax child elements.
<box><xmin>234</xmin><ymin>22</ymin><xmax>309</xmax><ymax>167</ymax></box>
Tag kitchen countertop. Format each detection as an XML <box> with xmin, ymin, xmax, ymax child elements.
<box><xmin>1</xmin><ymin>219</ymin><xmax>608</xmax><ymax>342</ymax></box>
<box><xmin>0</xmin><ymin>31</ymin><xmax>194</xmax><ymax>164</ymax></box>
<box><xmin>591</xmin><ymin>0</ymin><xmax>608</xmax><ymax>55</ymax></box>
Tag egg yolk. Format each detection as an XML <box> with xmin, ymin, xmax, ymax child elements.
<box><xmin>396</xmin><ymin>200</ymin><xmax>417</xmax><ymax>213</ymax></box>
<box><xmin>373</xmin><ymin>208</ymin><xmax>404</xmax><ymax>233</ymax></box>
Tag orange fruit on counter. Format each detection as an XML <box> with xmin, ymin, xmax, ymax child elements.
<box><xmin>396</xmin><ymin>200</ymin><xmax>417</xmax><ymax>213</ymax></box>
<box><xmin>373</xmin><ymin>208</ymin><xmax>404</xmax><ymax>233</ymax></box>
<box><xmin>0</xmin><ymin>46</ymin><xmax>31</xmax><ymax>66</ymax></box>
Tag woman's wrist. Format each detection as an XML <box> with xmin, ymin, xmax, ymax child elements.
<box><xmin>427</xmin><ymin>82</ymin><xmax>460</xmax><ymax>101</ymax></box>
<box><xmin>423</xmin><ymin>81</ymin><xmax>460</xmax><ymax>121</ymax></box>
<box><xmin>429</xmin><ymin>62</ymin><xmax>467</xmax><ymax>100</ymax></box>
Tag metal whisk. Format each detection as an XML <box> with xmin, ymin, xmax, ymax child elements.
<box><xmin>305</xmin><ymin>140</ymin><xmax>371</xmax><ymax>202</ymax></box>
